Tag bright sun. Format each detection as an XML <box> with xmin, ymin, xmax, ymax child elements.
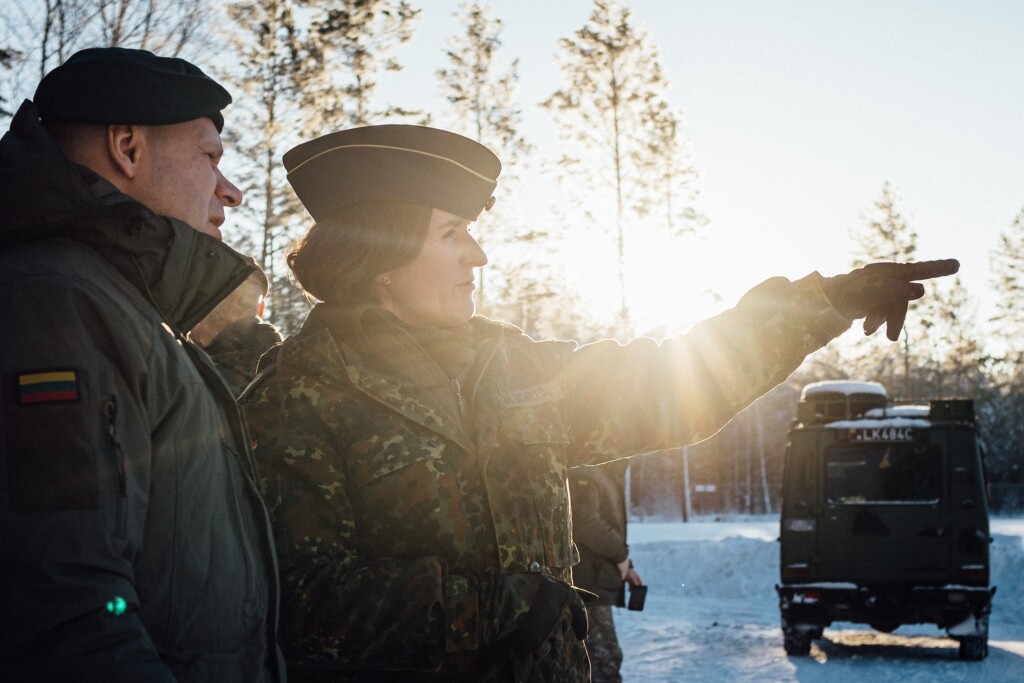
<box><xmin>556</xmin><ymin>224</ymin><xmax>728</xmax><ymax>337</ymax></box>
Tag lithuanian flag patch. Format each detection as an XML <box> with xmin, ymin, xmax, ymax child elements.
<box><xmin>17</xmin><ymin>370</ymin><xmax>80</xmax><ymax>405</ymax></box>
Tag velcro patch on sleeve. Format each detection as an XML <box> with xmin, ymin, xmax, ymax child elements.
<box><xmin>17</xmin><ymin>369</ymin><xmax>80</xmax><ymax>405</ymax></box>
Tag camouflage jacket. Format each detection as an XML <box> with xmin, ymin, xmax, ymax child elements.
<box><xmin>242</xmin><ymin>274</ymin><xmax>851</xmax><ymax>682</ymax></box>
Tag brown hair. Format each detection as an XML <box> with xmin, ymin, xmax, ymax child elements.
<box><xmin>287</xmin><ymin>200</ymin><xmax>432</xmax><ymax>304</ymax></box>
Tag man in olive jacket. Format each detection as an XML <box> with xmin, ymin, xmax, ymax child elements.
<box><xmin>569</xmin><ymin>460</ymin><xmax>641</xmax><ymax>683</ymax></box>
<box><xmin>0</xmin><ymin>48</ymin><xmax>284</xmax><ymax>682</ymax></box>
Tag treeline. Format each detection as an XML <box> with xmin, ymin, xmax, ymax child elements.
<box><xmin>3</xmin><ymin>1</ymin><xmax>1022</xmax><ymax>512</ymax></box>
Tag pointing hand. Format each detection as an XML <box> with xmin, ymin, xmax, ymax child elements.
<box><xmin>822</xmin><ymin>259</ymin><xmax>960</xmax><ymax>341</ymax></box>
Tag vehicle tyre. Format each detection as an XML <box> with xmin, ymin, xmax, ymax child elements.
<box><xmin>868</xmin><ymin>621</ymin><xmax>899</xmax><ymax>634</ymax></box>
<box><xmin>783</xmin><ymin>627</ymin><xmax>813</xmax><ymax>656</ymax></box>
<box><xmin>958</xmin><ymin>635</ymin><xmax>988</xmax><ymax>661</ymax></box>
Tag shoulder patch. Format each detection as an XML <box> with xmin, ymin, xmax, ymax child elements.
<box><xmin>17</xmin><ymin>369</ymin><xmax>80</xmax><ymax>405</ymax></box>
<box><xmin>506</xmin><ymin>380</ymin><xmax>563</xmax><ymax>407</ymax></box>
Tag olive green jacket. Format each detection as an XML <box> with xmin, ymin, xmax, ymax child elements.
<box><xmin>568</xmin><ymin>461</ymin><xmax>630</xmax><ymax>606</ymax></box>
<box><xmin>0</xmin><ymin>101</ymin><xmax>284</xmax><ymax>682</ymax></box>
<box><xmin>243</xmin><ymin>275</ymin><xmax>850</xmax><ymax>682</ymax></box>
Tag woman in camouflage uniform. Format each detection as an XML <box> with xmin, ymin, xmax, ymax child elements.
<box><xmin>242</xmin><ymin>124</ymin><xmax>957</xmax><ymax>682</ymax></box>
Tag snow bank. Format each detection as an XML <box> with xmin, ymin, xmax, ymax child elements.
<box><xmin>627</xmin><ymin>518</ymin><xmax>1024</xmax><ymax>618</ymax></box>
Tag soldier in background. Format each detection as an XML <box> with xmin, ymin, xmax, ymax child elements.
<box><xmin>242</xmin><ymin>123</ymin><xmax>958</xmax><ymax>682</ymax></box>
<box><xmin>569</xmin><ymin>460</ymin><xmax>642</xmax><ymax>683</ymax></box>
<box><xmin>191</xmin><ymin>264</ymin><xmax>283</xmax><ymax>396</ymax></box>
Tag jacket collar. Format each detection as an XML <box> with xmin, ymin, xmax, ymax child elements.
<box><xmin>0</xmin><ymin>100</ymin><xmax>254</xmax><ymax>333</ymax></box>
<box><xmin>275</xmin><ymin>306</ymin><xmax>509</xmax><ymax>455</ymax></box>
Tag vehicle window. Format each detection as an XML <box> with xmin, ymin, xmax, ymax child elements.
<box><xmin>825</xmin><ymin>441</ymin><xmax>942</xmax><ymax>505</ymax></box>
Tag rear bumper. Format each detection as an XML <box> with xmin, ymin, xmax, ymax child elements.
<box><xmin>776</xmin><ymin>583</ymin><xmax>996</xmax><ymax>631</ymax></box>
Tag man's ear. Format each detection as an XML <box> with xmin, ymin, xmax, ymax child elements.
<box><xmin>106</xmin><ymin>124</ymin><xmax>146</xmax><ymax>180</ymax></box>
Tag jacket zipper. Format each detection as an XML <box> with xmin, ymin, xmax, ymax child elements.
<box><xmin>103</xmin><ymin>397</ymin><xmax>128</xmax><ymax>536</ymax></box>
<box><xmin>452</xmin><ymin>378</ymin><xmax>467</xmax><ymax>421</ymax></box>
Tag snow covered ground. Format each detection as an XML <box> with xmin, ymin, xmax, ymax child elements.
<box><xmin>615</xmin><ymin>517</ymin><xmax>1024</xmax><ymax>682</ymax></box>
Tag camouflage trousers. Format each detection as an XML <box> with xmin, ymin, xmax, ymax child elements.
<box><xmin>584</xmin><ymin>603</ymin><xmax>623</xmax><ymax>683</ymax></box>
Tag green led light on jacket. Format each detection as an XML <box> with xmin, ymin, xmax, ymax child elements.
<box><xmin>105</xmin><ymin>596</ymin><xmax>127</xmax><ymax>616</ymax></box>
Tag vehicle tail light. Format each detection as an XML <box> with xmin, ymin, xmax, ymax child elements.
<box><xmin>958</xmin><ymin>564</ymin><xmax>988</xmax><ymax>582</ymax></box>
<box><xmin>782</xmin><ymin>563</ymin><xmax>810</xmax><ymax>579</ymax></box>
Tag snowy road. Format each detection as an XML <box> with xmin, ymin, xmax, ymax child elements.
<box><xmin>615</xmin><ymin>519</ymin><xmax>1024</xmax><ymax>682</ymax></box>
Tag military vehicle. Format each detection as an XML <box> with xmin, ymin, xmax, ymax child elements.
<box><xmin>776</xmin><ymin>380</ymin><xmax>995</xmax><ymax>660</ymax></box>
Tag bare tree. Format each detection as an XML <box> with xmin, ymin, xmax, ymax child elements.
<box><xmin>221</xmin><ymin>0</ymin><xmax>311</xmax><ymax>333</ymax></box>
<box><xmin>1</xmin><ymin>0</ymin><xmax>217</xmax><ymax>127</ymax></box>
<box><xmin>0</xmin><ymin>46</ymin><xmax>28</xmax><ymax>117</ymax></box>
<box><xmin>93</xmin><ymin>0</ymin><xmax>215</xmax><ymax>57</ymax></box>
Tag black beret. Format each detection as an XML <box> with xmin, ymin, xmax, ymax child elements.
<box><xmin>284</xmin><ymin>125</ymin><xmax>501</xmax><ymax>223</ymax></box>
<box><xmin>34</xmin><ymin>47</ymin><xmax>231</xmax><ymax>132</ymax></box>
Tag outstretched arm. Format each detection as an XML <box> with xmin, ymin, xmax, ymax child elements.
<box><xmin>554</xmin><ymin>259</ymin><xmax>958</xmax><ymax>465</ymax></box>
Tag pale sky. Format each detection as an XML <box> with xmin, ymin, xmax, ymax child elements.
<box><xmin>13</xmin><ymin>1</ymin><xmax>1016</xmax><ymax>334</ymax></box>
<box><xmin>380</xmin><ymin>0</ymin><xmax>1024</xmax><ymax>333</ymax></box>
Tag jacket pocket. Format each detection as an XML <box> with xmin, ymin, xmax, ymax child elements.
<box><xmin>347</xmin><ymin>432</ymin><xmax>450</xmax><ymax>558</ymax></box>
<box><xmin>101</xmin><ymin>394</ymin><xmax>128</xmax><ymax>538</ymax></box>
<box><xmin>349</xmin><ymin>432</ymin><xmax>445</xmax><ymax>488</ymax></box>
<box><xmin>505</xmin><ymin>398</ymin><xmax>571</xmax><ymax>447</ymax></box>
<box><xmin>500</xmin><ymin>401</ymin><xmax>573</xmax><ymax>568</ymax></box>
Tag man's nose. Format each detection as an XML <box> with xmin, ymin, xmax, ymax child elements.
<box><xmin>217</xmin><ymin>169</ymin><xmax>243</xmax><ymax>208</ymax></box>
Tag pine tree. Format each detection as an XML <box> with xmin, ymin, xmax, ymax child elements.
<box><xmin>297</xmin><ymin>0</ymin><xmax>423</xmax><ymax>133</ymax></box>
<box><xmin>221</xmin><ymin>0</ymin><xmax>428</xmax><ymax>332</ymax></box>
<box><xmin>436</xmin><ymin>1</ymin><xmax>566</xmax><ymax>331</ymax></box>
<box><xmin>437</xmin><ymin>2</ymin><xmax>527</xmax><ymax>161</ymax></box>
<box><xmin>989</xmin><ymin>207</ymin><xmax>1024</xmax><ymax>360</ymax></box>
<box><xmin>845</xmin><ymin>181</ymin><xmax>922</xmax><ymax>396</ymax></box>
<box><xmin>917</xmin><ymin>276</ymin><xmax>983</xmax><ymax>397</ymax></box>
<box><xmin>983</xmin><ymin>206</ymin><xmax>1024</xmax><ymax>496</ymax></box>
<box><xmin>642</xmin><ymin>100</ymin><xmax>706</xmax><ymax>238</ymax></box>
<box><xmin>542</xmin><ymin>0</ymin><xmax>701</xmax><ymax>328</ymax></box>
<box><xmin>222</xmin><ymin>0</ymin><xmax>310</xmax><ymax>333</ymax></box>
<box><xmin>851</xmin><ymin>180</ymin><xmax>918</xmax><ymax>266</ymax></box>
